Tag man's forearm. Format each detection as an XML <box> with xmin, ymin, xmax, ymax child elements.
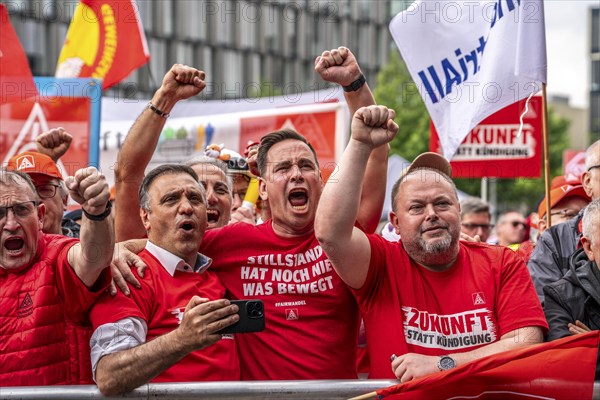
<box><xmin>451</xmin><ymin>326</ymin><xmax>543</xmax><ymax>367</ymax></box>
<box><xmin>343</xmin><ymin>83</ymin><xmax>389</xmax><ymax>233</ymax></box>
<box><xmin>96</xmin><ymin>330</ymin><xmax>189</xmax><ymax>396</ymax></box>
<box><xmin>316</xmin><ymin>139</ymin><xmax>372</xmax><ymax>246</ymax></box>
<box><xmin>71</xmin><ymin>216</ymin><xmax>114</xmax><ymax>288</ymax></box>
<box><xmin>114</xmin><ymin>90</ymin><xmax>176</xmax><ymax>241</ymax></box>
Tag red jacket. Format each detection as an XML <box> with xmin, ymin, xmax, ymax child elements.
<box><xmin>0</xmin><ymin>234</ymin><xmax>110</xmax><ymax>386</ymax></box>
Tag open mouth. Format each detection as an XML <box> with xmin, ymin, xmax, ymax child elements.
<box><xmin>206</xmin><ymin>209</ymin><xmax>221</xmax><ymax>225</ymax></box>
<box><xmin>177</xmin><ymin>220</ymin><xmax>197</xmax><ymax>232</ymax></box>
<box><xmin>288</xmin><ymin>188</ymin><xmax>308</xmax><ymax>211</ymax></box>
<box><xmin>4</xmin><ymin>237</ymin><xmax>24</xmax><ymax>254</ymax></box>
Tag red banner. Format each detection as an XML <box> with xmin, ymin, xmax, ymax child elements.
<box><xmin>430</xmin><ymin>97</ymin><xmax>543</xmax><ymax>178</ymax></box>
<box><xmin>563</xmin><ymin>150</ymin><xmax>587</xmax><ymax>178</ymax></box>
<box><xmin>239</xmin><ymin>110</ymin><xmax>338</xmax><ymax>181</ymax></box>
<box><xmin>1</xmin><ymin>99</ymin><xmax>91</xmax><ymax>175</ymax></box>
<box><xmin>0</xmin><ymin>4</ymin><xmax>38</xmax><ymax>104</ymax></box>
<box><xmin>56</xmin><ymin>0</ymin><xmax>150</xmax><ymax>89</ymax></box>
<box><xmin>377</xmin><ymin>331</ymin><xmax>599</xmax><ymax>400</ymax></box>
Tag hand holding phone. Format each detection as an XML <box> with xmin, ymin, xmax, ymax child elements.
<box><xmin>217</xmin><ymin>300</ymin><xmax>265</xmax><ymax>334</ymax></box>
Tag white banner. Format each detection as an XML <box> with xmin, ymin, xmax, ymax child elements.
<box><xmin>390</xmin><ymin>0</ymin><xmax>546</xmax><ymax>159</ymax></box>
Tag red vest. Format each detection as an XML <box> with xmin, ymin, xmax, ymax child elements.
<box><xmin>0</xmin><ymin>234</ymin><xmax>95</xmax><ymax>386</ymax></box>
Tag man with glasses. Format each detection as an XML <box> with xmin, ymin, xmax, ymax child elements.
<box><xmin>7</xmin><ymin>150</ymin><xmax>79</xmax><ymax>237</ymax></box>
<box><xmin>0</xmin><ymin>167</ymin><xmax>113</xmax><ymax>386</ymax></box>
<box><xmin>528</xmin><ymin>140</ymin><xmax>600</xmax><ymax>304</ymax></box>
<box><xmin>495</xmin><ymin>210</ymin><xmax>527</xmax><ymax>248</ymax></box>
<box><xmin>460</xmin><ymin>197</ymin><xmax>493</xmax><ymax>243</ymax></box>
<box><xmin>536</xmin><ymin>175</ymin><xmax>590</xmax><ymax>235</ymax></box>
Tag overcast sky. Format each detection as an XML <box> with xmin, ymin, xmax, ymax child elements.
<box><xmin>545</xmin><ymin>0</ymin><xmax>597</xmax><ymax>108</ymax></box>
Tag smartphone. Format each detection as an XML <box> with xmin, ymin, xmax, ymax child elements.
<box><xmin>218</xmin><ymin>299</ymin><xmax>265</xmax><ymax>334</ymax></box>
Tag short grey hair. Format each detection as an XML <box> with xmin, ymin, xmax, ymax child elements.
<box><xmin>139</xmin><ymin>164</ymin><xmax>203</xmax><ymax>211</ymax></box>
<box><xmin>460</xmin><ymin>197</ymin><xmax>490</xmax><ymax>219</ymax></box>
<box><xmin>0</xmin><ymin>169</ymin><xmax>40</xmax><ymax>202</ymax></box>
<box><xmin>184</xmin><ymin>156</ymin><xmax>233</xmax><ymax>191</ymax></box>
<box><xmin>585</xmin><ymin>140</ymin><xmax>600</xmax><ymax>170</ymax></box>
<box><xmin>582</xmin><ymin>198</ymin><xmax>600</xmax><ymax>244</ymax></box>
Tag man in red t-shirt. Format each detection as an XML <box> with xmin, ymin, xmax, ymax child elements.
<box><xmin>0</xmin><ymin>167</ymin><xmax>113</xmax><ymax>386</ymax></box>
<box><xmin>315</xmin><ymin>106</ymin><xmax>547</xmax><ymax>381</ymax></box>
<box><xmin>115</xmin><ymin>47</ymin><xmax>389</xmax><ymax>380</ymax></box>
<box><xmin>91</xmin><ymin>164</ymin><xmax>240</xmax><ymax>396</ymax></box>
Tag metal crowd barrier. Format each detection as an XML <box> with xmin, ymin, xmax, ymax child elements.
<box><xmin>1</xmin><ymin>380</ymin><xmax>599</xmax><ymax>400</ymax></box>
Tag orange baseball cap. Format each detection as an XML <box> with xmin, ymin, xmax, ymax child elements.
<box><xmin>7</xmin><ymin>151</ymin><xmax>63</xmax><ymax>180</ymax></box>
<box><xmin>537</xmin><ymin>175</ymin><xmax>590</xmax><ymax>219</ymax></box>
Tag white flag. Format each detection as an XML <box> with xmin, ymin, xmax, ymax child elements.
<box><xmin>389</xmin><ymin>0</ymin><xmax>546</xmax><ymax>159</ymax></box>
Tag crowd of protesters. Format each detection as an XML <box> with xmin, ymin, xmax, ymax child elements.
<box><xmin>1</xmin><ymin>46</ymin><xmax>599</xmax><ymax>392</ymax></box>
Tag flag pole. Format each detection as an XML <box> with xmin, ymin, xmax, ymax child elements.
<box><xmin>541</xmin><ymin>83</ymin><xmax>552</xmax><ymax>228</ymax></box>
<box><xmin>349</xmin><ymin>391</ymin><xmax>378</xmax><ymax>400</ymax></box>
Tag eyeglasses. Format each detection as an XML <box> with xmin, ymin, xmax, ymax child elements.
<box><xmin>509</xmin><ymin>221</ymin><xmax>526</xmax><ymax>229</ymax></box>
<box><xmin>0</xmin><ymin>201</ymin><xmax>38</xmax><ymax>220</ymax></box>
<box><xmin>549</xmin><ymin>209</ymin><xmax>581</xmax><ymax>219</ymax></box>
<box><xmin>35</xmin><ymin>183</ymin><xmax>60</xmax><ymax>199</ymax></box>
<box><xmin>587</xmin><ymin>164</ymin><xmax>600</xmax><ymax>172</ymax></box>
<box><xmin>461</xmin><ymin>223</ymin><xmax>494</xmax><ymax>231</ymax></box>
<box><xmin>227</xmin><ymin>157</ymin><xmax>248</xmax><ymax>171</ymax></box>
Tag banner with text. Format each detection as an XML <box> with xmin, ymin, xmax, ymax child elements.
<box><xmin>99</xmin><ymin>102</ymin><xmax>348</xmax><ymax>185</ymax></box>
<box><xmin>430</xmin><ymin>96</ymin><xmax>542</xmax><ymax>178</ymax></box>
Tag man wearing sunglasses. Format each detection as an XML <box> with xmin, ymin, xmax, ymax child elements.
<box><xmin>0</xmin><ymin>167</ymin><xmax>113</xmax><ymax>386</ymax></box>
<box><xmin>7</xmin><ymin>147</ymin><xmax>79</xmax><ymax>238</ymax></box>
<box><xmin>495</xmin><ymin>210</ymin><xmax>527</xmax><ymax>248</ymax></box>
<box><xmin>528</xmin><ymin>140</ymin><xmax>600</xmax><ymax>304</ymax></box>
<box><xmin>460</xmin><ymin>197</ymin><xmax>493</xmax><ymax>243</ymax></box>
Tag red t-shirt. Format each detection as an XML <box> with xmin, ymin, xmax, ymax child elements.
<box><xmin>90</xmin><ymin>249</ymin><xmax>240</xmax><ymax>382</ymax></box>
<box><xmin>201</xmin><ymin>221</ymin><xmax>359</xmax><ymax>380</ymax></box>
<box><xmin>353</xmin><ymin>235</ymin><xmax>548</xmax><ymax>379</ymax></box>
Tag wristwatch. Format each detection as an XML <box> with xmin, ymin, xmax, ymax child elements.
<box><xmin>437</xmin><ymin>355</ymin><xmax>456</xmax><ymax>371</ymax></box>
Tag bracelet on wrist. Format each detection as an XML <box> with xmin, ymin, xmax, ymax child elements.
<box><xmin>342</xmin><ymin>74</ymin><xmax>367</xmax><ymax>92</ymax></box>
<box><xmin>83</xmin><ymin>201</ymin><xmax>112</xmax><ymax>221</ymax></box>
<box><xmin>147</xmin><ymin>101</ymin><xmax>170</xmax><ymax>119</ymax></box>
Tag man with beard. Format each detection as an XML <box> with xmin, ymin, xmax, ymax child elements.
<box><xmin>315</xmin><ymin>106</ymin><xmax>547</xmax><ymax>381</ymax></box>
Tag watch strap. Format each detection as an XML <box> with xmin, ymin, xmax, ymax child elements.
<box><xmin>83</xmin><ymin>201</ymin><xmax>112</xmax><ymax>221</ymax></box>
<box><xmin>342</xmin><ymin>74</ymin><xmax>366</xmax><ymax>92</ymax></box>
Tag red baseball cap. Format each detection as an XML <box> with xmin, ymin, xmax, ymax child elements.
<box><xmin>537</xmin><ymin>175</ymin><xmax>590</xmax><ymax>219</ymax></box>
<box><xmin>6</xmin><ymin>151</ymin><xmax>63</xmax><ymax>180</ymax></box>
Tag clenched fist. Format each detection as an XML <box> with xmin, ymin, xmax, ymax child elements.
<box><xmin>315</xmin><ymin>47</ymin><xmax>362</xmax><ymax>87</ymax></box>
<box><xmin>36</xmin><ymin>128</ymin><xmax>73</xmax><ymax>162</ymax></box>
<box><xmin>351</xmin><ymin>105</ymin><xmax>399</xmax><ymax>149</ymax></box>
<box><xmin>158</xmin><ymin>64</ymin><xmax>206</xmax><ymax>103</ymax></box>
<box><xmin>65</xmin><ymin>167</ymin><xmax>110</xmax><ymax>216</ymax></box>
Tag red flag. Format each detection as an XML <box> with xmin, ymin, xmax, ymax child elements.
<box><xmin>0</xmin><ymin>3</ymin><xmax>38</xmax><ymax>104</ymax></box>
<box><xmin>377</xmin><ymin>332</ymin><xmax>599</xmax><ymax>400</ymax></box>
<box><xmin>55</xmin><ymin>0</ymin><xmax>150</xmax><ymax>89</ymax></box>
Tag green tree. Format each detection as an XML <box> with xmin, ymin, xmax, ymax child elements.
<box><xmin>373</xmin><ymin>51</ymin><xmax>571</xmax><ymax>211</ymax></box>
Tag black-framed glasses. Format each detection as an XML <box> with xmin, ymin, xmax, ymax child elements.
<box><xmin>0</xmin><ymin>201</ymin><xmax>38</xmax><ymax>220</ymax></box>
<box><xmin>227</xmin><ymin>157</ymin><xmax>248</xmax><ymax>171</ymax></box>
<box><xmin>35</xmin><ymin>183</ymin><xmax>60</xmax><ymax>199</ymax></box>
<box><xmin>587</xmin><ymin>164</ymin><xmax>600</xmax><ymax>172</ymax></box>
<box><xmin>461</xmin><ymin>223</ymin><xmax>494</xmax><ymax>231</ymax></box>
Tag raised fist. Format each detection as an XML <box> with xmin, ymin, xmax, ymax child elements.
<box><xmin>159</xmin><ymin>64</ymin><xmax>206</xmax><ymax>102</ymax></box>
<box><xmin>314</xmin><ymin>47</ymin><xmax>362</xmax><ymax>87</ymax></box>
<box><xmin>65</xmin><ymin>167</ymin><xmax>110</xmax><ymax>216</ymax></box>
<box><xmin>351</xmin><ymin>105</ymin><xmax>399</xmax><ymax>149</ymax></box>
<box><xmin>35</xmin><ymin>128</ymin><xmax>73</xmax><ymax>162</ymax></box>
